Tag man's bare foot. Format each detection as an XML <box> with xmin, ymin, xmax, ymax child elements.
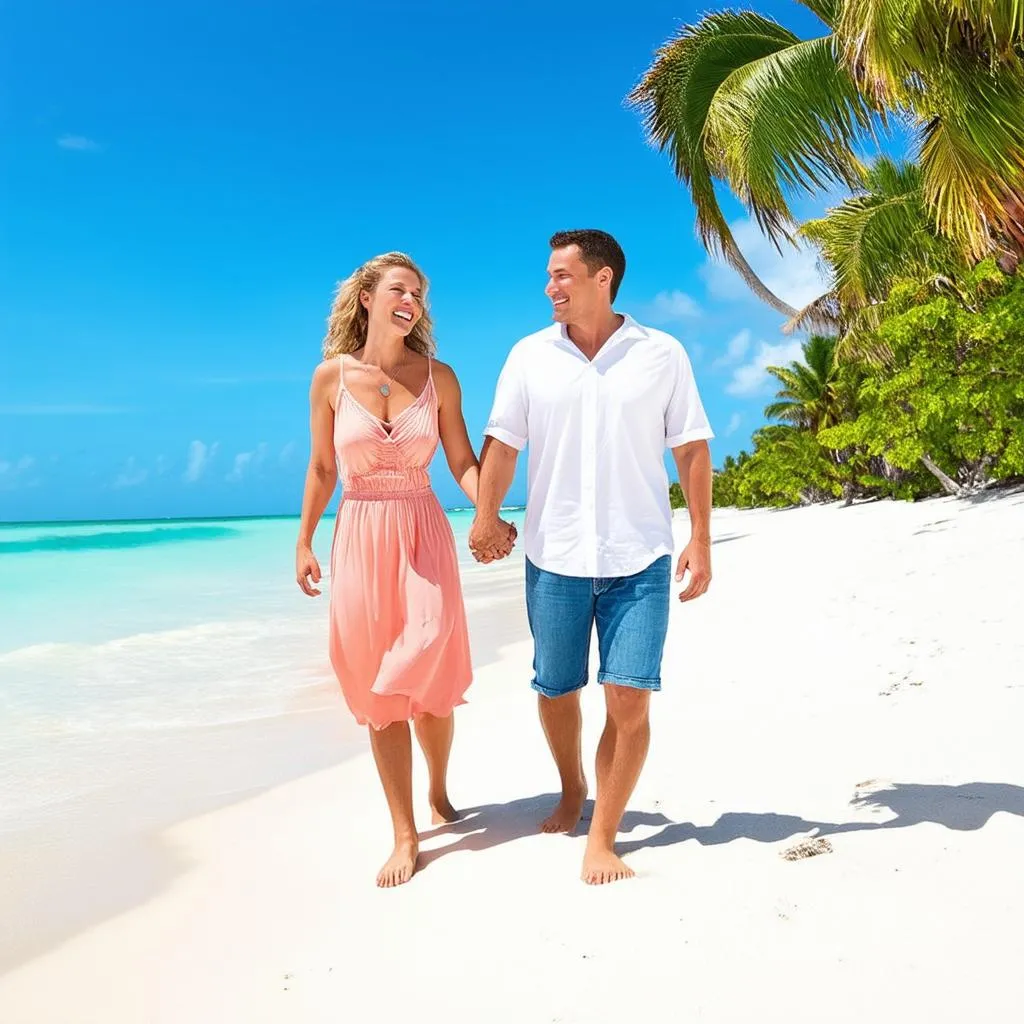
<box><xmin>376</xmin><ymin>839</ymin><xmax>419</xmax><ymax>888</ymax></box>
<box><xmin>581</xmin><ymin>845</ymin><xmax>635</xmax><ymax>885</ymax></box>
<box><xmin>541</xmin><ymin>784</ymin><xmax>588</xmax><ymax>834</ymax></box>
<box><xmin>429</xmin><ymin>794</ymin><xmax>460</xmax><ymax>825</ymax></box>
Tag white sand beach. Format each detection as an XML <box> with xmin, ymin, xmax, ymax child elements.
<box><xmin>2</xmin><ymin>491</ymin><xmax>1023</xmax><ymax>1023</ymax></box>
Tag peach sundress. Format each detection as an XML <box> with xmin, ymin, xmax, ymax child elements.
<box><xmin>329</xmin><ymin>356</ymin><xmax>472</xmax><ymax>729</ymax></box>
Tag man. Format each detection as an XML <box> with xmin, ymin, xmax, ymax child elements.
<box><xmin>469</xmin><ymin>229</ymin><xmax>714</xmax><ymax>885</ymax></box>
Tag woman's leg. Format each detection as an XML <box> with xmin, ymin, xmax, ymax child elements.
<box><xmin>367</xmin><ymin>721</ymin><xmax>419</xmax><ymax>887</ymax></box>
<box><xmin>414</xmin><ymin>712</ymin><xmax>459</xmax><ymax>824</ymax></box>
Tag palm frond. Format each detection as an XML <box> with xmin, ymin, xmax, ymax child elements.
<box><xmin>782</xmin><ymin>291</ymin><xmax>845</xmax><ymax>333</ymax></box>
<box><xmin>704</xmin><ymin>35</ymin><xmax>877</xmax><ymax>247</ymax></box>
<box><xmin>798</xmin><ymin>0</ymin><xmax>845</xmax><ymax>28</ymax></box>
<box><xmin>799</xmin><ymin>158</ymin><xmax>961</xmax><ymax>306</ymax></box>
<box><xmin>918</xmin><ymin>99</ymin><xmax>1024</xmax><ymax>260</ymax></box>
<box><xmin>836</xmin><ymin>0</ymin><xmax>1024</xmax><ymax>259</ymax></box>
<box><xmin>627</xmin><ymin>12</ymin><xmax>842</xmax><ymax>315</ymax></box>
<box><xmin>628</xmin><ymin>13</ymin><xmax>794</xmax><ymax>257</ymax></box>
<box><xmin>763</xmin><ymin>335</ymin><xmax>842</xmax><ymax>429</ymax></box>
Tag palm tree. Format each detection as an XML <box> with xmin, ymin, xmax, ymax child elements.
<box><xmin>626</xmin><ymin>2</ymin><xmax>874</xmax><ymax>319</ymax></box>
<box><xmin>799</xmin><ymin>160</ymin><xmax>956</xmax><ymax>309</ymax></box>
<box><xmin>785</xmin><ymin>158</ymin><xmax>968</xmax><ymax>342</ymax></box>
<box><xmin>764</xmin><ymin>335</ymin><xmax>845</xmax><ymax>431</ymax></box>
<box><xmin>764</xmin><ymin>334</ymin><xmax>872</xmax><ymax>503</ymax></box>
<box><xmin>837</xmin><ymin>0</ymin><xmax>1024</xmax><ymax>265</ymax></box>
<box><xmin>629</xmin><ymin>1</ymin><xmax>1024</xmax><ymax>314</ymax></box>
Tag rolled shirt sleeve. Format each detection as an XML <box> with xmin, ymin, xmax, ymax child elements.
<box><xmin>665</xmin><ymin>343</ymin><xmax>714</xmax><ymax>448</ymax></box>
<box><xmin>484</xmin><ymin>345</ymin><xmax>529</xmax><ymax>451</ymax></box>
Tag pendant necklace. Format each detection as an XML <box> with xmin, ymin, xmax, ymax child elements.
<box><xmin>378</xmin><ymin>359</ymin><xmax>405</xmax><ymax>397</ymax></box>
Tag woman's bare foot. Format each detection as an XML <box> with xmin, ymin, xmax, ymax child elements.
<box><xmin>541</xmin><ymin>783</ymin><xmax>588</xmax><ymax>834</ymax></box>
<box><xmin>376</xmin><ymin>838</ymin><xmax>419</xmax><ymax>888</ymax></box>
<box><xmin>429</xmin><ymin>793</ymin><xmax>460</xmax><ymax>825</ymax></box>
<box><xmin>581</xmin><ymin>844</ymin><xmax>635</xmax><ymax>885</ymax></box>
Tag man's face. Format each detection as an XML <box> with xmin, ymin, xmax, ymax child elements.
<box><xmin>545</xmin><ymin>245</ymin><xmax>606</xmax><ymax>323</ymax></box>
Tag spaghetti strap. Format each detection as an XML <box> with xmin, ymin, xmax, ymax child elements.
<box><xmin>335</xmin><ymin>354</ymin><xmax>347</xmax><ymax>411</ymax></box>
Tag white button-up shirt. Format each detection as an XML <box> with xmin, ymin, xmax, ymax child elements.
<box><xmin>484</xmin><ymin>314</ymin><xmax>713</xmax><ymax>578</ymax></box>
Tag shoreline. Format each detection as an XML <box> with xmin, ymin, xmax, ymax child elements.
<box><xmin>0</xmin><ymin>548</ymin><xmax>528</xmax><ymax>974</ymax></box>
<box><xmin>0</xmin><ymin>505</ymin><xmax>529</xmax><ymax>531</ymax></box>
<box><xmin>2</xmin><ymin>493</ymin><xmax>1022</xmax><ymax>1022</ymax></box>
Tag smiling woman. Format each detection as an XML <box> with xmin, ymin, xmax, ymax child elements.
<box><xmin>322</xmin><ymin>252</ymin><xmax>436</xmax><ymax>362</ymax></box>
<box><xmin>293</xmin><ymin>250</ymin><xmax>516</xmax><ymax>888</ymax></box>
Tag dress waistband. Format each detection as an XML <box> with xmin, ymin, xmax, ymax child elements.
<box><xmin>342</xmin><ymin>486</ymin><xmax>433</xmax><ymax>502</ymax></box>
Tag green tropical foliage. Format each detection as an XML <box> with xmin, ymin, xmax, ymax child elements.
<box><xmin>819</xmin><ymin>265</ymin><xmax>1024</xmax><ymax>493</ymax></box>
<box><xmin>798</xmin><ymin>159</ymin><xmax>964</xmax><ymax>313</ymax></box>
<box><xmin>638</xmin><ymin>3</ymin><xmax>1024</xmax><ymax>509</ymax></box>
<box><xmin>631</xmin><ymin>0</ymin><xmax>1024</xmax><ymax>295</ymax></box>
<box><xmin>713</xmin><ymin>263</ymin><xmax>1024</xmax><ymax>506</ymax></box>
<box><xmin>627</xmin><ymin>6</ymin><xmax>874</xmax><ymax>318</ymax></box>
<box><xmin>763</xmin><ymin>334</ymin><xmax>845</xmax><ymax>430</ymax></box>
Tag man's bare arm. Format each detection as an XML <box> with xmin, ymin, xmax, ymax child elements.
<box><xmin>671</xmin><ymin>439</ymin><xmax>712</xmax><ymax>601</ymax></box>
<box><xmin>470</xmin><ymin>437</ymin><xmax>520</xmax><ymax>561</ymax></box>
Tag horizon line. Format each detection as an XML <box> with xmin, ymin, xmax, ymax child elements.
<box><xmin>0</xmin><ymin>505</ymin><xmax>528</xmax><ymax>529</ymax></box>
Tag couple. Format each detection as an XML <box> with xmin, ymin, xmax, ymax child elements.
<box><xmin>295</xmin><ymin>230</ymin><xmax>714</xmax><ymax>888</ymax></box>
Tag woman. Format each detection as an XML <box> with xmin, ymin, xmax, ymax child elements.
<box><xmin>295</xmin><ymin>252</ymin><xmax>515</xmax><ymax>888</ymax></box>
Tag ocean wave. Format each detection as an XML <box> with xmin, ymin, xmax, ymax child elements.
<box><xmin>0</xmin><ymin>618</ymin><xmax>301</xmax><ymax>665</ymax></box>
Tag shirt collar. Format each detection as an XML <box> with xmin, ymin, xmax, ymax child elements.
<box><xmin>555</xmin><ymin>312</ymin><xmax>647</xmax><ymax>352</ymax></box>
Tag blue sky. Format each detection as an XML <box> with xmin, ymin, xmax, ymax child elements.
<box><xmin>1</xmin><ymin>0</ymin><xmax>884</xmax><ymax>521</ymax></box>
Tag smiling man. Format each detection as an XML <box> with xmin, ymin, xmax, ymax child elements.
<box><xmin>469</xmin><ymin>229</ymin><xmax>714</xmax><ymax>884</ymax></box>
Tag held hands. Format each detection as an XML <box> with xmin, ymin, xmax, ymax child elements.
<box><xmin>468</xmin><ymin>516</ymin><xmax>518</xmax><ymax>564</ymax></box>
<box><xmin>296</xmin><ymin>545</ymin><xmax>323</xmax><ymax>597</ymax></box>
<box><xmin>676</xmin><ymin>537</ymin><xmax>711</xmax><ymax>602</ymax></box>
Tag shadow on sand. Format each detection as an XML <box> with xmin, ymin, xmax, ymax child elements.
<box><xmin>419</xmin><ymin>783</ymin><xmax>1024</xmax><ymax>868</ymax></box>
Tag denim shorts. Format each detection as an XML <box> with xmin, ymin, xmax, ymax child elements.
<box><xmin>524</xmin><ymin>555</ymin><xmax>671</xmax><ymax>698</ymax></box>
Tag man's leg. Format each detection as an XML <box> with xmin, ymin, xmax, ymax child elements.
<box><xmin>583</xmin><ymin>556</ymin><xmax>671</xmax><ymax>884</ymax></box>
<box><xmin>525</xmin><ymin>558</ymin><xmax>594</xmax><ymax>834</ymax></box>
<box><xmin>538</xmin><ymin>690</ymin><xmax>587</xmax><ymax>833</ymax></box>
<box><xmin>584</xmin><ymin>686</ymin><xmax>650</xmax><ymax>882</ymax></box>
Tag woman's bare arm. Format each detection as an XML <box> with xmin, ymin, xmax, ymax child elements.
<box><xmin>295</xmin><ymin>360</ymin><xmax>339</xmax><ymax>595</ymax></box>
<box><xmin>435</xmin><ymin>361</ymin><xmax>515</xmax><ymax>556</ymax></box>
<box><xmin>435</xmin><ymin>361</ymin><xmax>482</xmax><ymax>505</ymax></box>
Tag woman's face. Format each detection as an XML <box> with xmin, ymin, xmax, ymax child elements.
<box><xmin>361</xmin><ymin>266</ymin><xmax>423</xmax><ymax>337</ymax></box>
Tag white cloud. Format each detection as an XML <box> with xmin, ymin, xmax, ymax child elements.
<box><xmin>226</xmin><ymin>442</ymin><xmax>269</xmax><ymax>483</ymax></box>
<box><xmin>725</xmin><ymin>339</ymin><xmax>804</xmax><ymax>397</ymax></box>
<box><xmin>645</xmin><ymin>289</ymin><xmax>701</xmax><ymax>324</ymax></box>
<box><xmin>712</xmin><ymin>329</ymin><xmax>752</xmax><ymax>370</ymax></box>
<box><xmin>113</xmin><ymin>457</ymin><xmax>148</xmax><ymax>489</ymax></box>
<box><xmin>279</xmin><ymin>441</ymin><xmax>297</xmax><ymax>467</ymax></box>
<box><xmin>227</xmin><ymin>452</ymin><xmax>253</xmax><ymax>484</ymax></box>
<box><xmin>724</xmin><ymin>413</ymin><xmax>743</xmax><ymax>437</ymax></box>
<box><xmin>155</xmin><ymin>455</ymin><xmax>168</xmax><ymax>477</ymax></box>
<box><xmin>0</xmin><ymin>456</ymin><xmax>39</xmax><ymax>491</ymax></box>
<box><xmin>702</xmin><ymin>217</ymin><xmax>827</xmax><ymax>311</ymax></box>
<box><xmin>183</xmin><ymin>440</ymin><xmax>219</xmax><ymax>483</ymax></box>
<box><xmin>57</xmin><ymin>134</ymin><xmax>101</xmax><ymax>152</ymax></box>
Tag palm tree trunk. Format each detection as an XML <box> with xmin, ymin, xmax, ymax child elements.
<box><xmin>998</xmin><ymin>191</ymin><xmax>1024</xmax><ymax>271</ymax></box>
<box><xmin>722</xmin><ymin>237</ymin><xmax>800</xmax><ymax>319</ymax></box>
<box><xmin>920</xmin><ymin>453</ymin><xmax>963</xmax><ymax>496</ymax></box>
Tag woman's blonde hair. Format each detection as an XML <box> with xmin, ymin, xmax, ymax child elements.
<box><xmin>322</xmin><ymin>252</ymin><xmax>436</xmax><ymax>359</ymax></box>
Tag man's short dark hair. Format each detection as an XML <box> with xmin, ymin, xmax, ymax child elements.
<box><xmin>549</xmin><ymin>229</ymin><xmax>626</xmax><ymax>302</ymax></box>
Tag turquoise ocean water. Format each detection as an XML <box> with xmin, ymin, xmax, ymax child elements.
<box><xmin>0</xmin><ymin>510</ymin><xmax>523</xmax><ymax>835</ymax></box>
